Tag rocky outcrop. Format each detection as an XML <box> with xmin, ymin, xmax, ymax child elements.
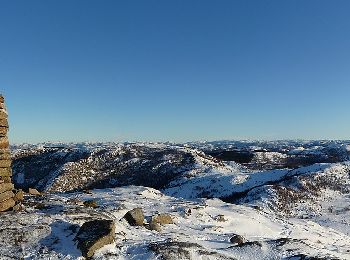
<box><xmin>149</xmin><ymin>241</ymin><xmax>235</xmax><ymax>260</ymax></box>
<box><xmin>0</xmin><ymin>95</ymin><xmax>15</xmax><ymax>212</ymax></box>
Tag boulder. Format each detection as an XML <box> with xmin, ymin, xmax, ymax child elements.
<box><xmin>123</xmin><ymin>208</ymin><xmax>144</xmax><ymax>226</ymax></box>
<box><xmin>0</xmin><ymin>198</ymin><xmax>15</xmax><ymax>211</ymax></box>
<box><xmin>0</xmin><ymin>183</ymin><xmax>14</xmax><ymax>193</ymax></box>
<box><xmin>75</xmin><ymin>219</ymin><xmax>115</xmax><ymax>258</ymax></box>
<box><xmin>83</xmin><ymin>200</ymin><xmax>99</xmax><ymax>208</ymax></box>
<box><xmin>0</xmin><ymin>127</ymin><xmax>7</xmax><ymax>136</ymax></box>
<box><xmin>149</xmin><ymin>221</ymin><xmax>162</xmax><ymax>232</ymax></box>
<box><xmin>0</xmin><ymin>176</ymin><xmax>12</xmax><ymax>183</ymax></box>
<box><xmin>14</xmin><ymin>190</ymin><xmax>24</xmax><ymax>202</ymax></box>
<box><xmin>28</xmin><ymin>188</ymin><xmax>41</xmax><ymax>196</ymax></box>
<box><xmin>230</xmin><ymin>235</ymin><xmax>246</xmax><ymax>245</ymax></box>
<box><xmin>216</xmin><ymin>214</ymin><xmax>226</xmax><ymax>222</ymax></box>
<box><xmin>13</xmin><ymin>203</ymin><xmax>24</xmax><ymax>212</ymax></box>
<box><xmin>0</xmin><ymin>119</ymin><xmax>8</xmax><ymax>127</ymax></box>
<box><xmin>0</xmin><ymin>151</ymin><xmax>10</xmax><ymax>160</ymax></box>
<box><xmin>0</xmin><ymin>191</ymin><xmax>14</xmax><ymax>202</ymax></box>
<box><xmin>0</xmin><ymin>160</ymin><xmax>11</xmax><ymax>168</ymax></box>
<box><xmin>151</xmin><ymin>213</ymin><xmax>174</xmax><ymax>225</ymax></box>
<box><xmin>0</xmin><ymin>168</ymin><xmax>12</xmax><ymax>177</ymax></box>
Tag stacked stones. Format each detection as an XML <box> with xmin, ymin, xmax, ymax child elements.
<box><xmin>0</xmin><ymin>95</ymin><xmax>15</xmax><ymax>212</ymax></box>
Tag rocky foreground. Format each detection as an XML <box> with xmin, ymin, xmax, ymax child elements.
<box><xmin>2</xmin><ymin>140</ymin><xmax>350</xmax><ymax>259</ymax></box>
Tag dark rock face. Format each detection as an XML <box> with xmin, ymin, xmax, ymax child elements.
<box><xmin>123</xmin><ymin>208</ymin><xmax>144</xmax><ymax>226</ymax></box>
<box><xmin>149</xmin><ymin>241</ymin><xmax>235</xmax><ymax>260</ymax></box>
<box><xmin>75</xmin><ymin>219</ymin><xmax>115</xmax><ymax>258</ymax></box>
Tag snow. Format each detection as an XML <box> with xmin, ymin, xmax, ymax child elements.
<box><xmin>6</xmin><ymin>141</ymin><xmax>350</xmax><ymax>259</ymax></box>
<box><xmin>1</xmin><ymin>185</ymin><xmax>349</xmax><ymax>259</ymax></box>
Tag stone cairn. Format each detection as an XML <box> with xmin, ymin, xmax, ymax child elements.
<box><xmin>0</xmin><ymin>95</ymin><xmax>16</xmax><ymax>212</ymax></box>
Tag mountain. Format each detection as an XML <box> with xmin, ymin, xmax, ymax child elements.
<box><xmin>3</xmin><ymin>140</ymin><xmax>350</xmax><ymax>259</ymax></box>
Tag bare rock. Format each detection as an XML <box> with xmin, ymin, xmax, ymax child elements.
<box><xmin>83</xmin><ymin>200</ymin><xmax>99</xmax><ymax>208</ymax></box>
<box><xmin>0</xmin><ymin>198</ymin><xmax>15</xmax><ymax>211</ymax></box>
<box><xmin>149</xmin><ymin>221</ymin><xmax>162</xmax><ymax>232</ymax></box>
<box><xmin>230</xmin><ymin>235</ymin><xmax>247</xmax><ymax>245</ymax></box>
<box><xmin>149</xmin><ymin>241</ymin><xmax>235</xmax><ymax>260</ymax></box>
<box><xmin>151</xmin><ymin>213</ymin><xmax>174</xmax><ymax>225</ymax></box>
<box><xmin>123</xmin><ymin>208</ymin><xmax>144</xmax><ymax>226</ymax></box>
<box><xmin>0</xmin><ymin>183</ymin><xmax>14</xmax><ymax>193</ymax></box>
<box><xmin>28</xmin><ymin>188</ymin><xmax>41</xmax><ymax>196</ymax></box>
<box><xmin>0</xmin><ymin>191</ymin><xmax>14</xmax><ymax>202</ymax></box>
<box><xmin>75</xmin><ymin>219</ymin><xmax>115</xmax><ymax>258</ymax></box>
<box><xmin>216</xmin><ymin>214</ymin><xmax>226</xmax><ymax>222</ymax></box>
<box><xmin>14</xmin><ymin>190</ymin><xmax>24</xmax><ymax>202</ymax></box>
<box><xmin>12</xmin><ymin>203</ymin><xmax>24</xmax><ymax>212</ymax></box>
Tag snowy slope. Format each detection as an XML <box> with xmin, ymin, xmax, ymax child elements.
<box><xmin>6</xmin><ymin>141</ymin><xmax>350</xmax><ymax>259</ymax></box>
<box><xmin>1</xmin><ymin>186</ymin><xmax>349</xmax><ymax>259</ymax></box>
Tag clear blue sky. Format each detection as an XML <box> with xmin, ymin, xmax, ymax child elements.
<box><xmin>1</xmin><ymin>1</ymin><xmax>350</xmax><ymax>143</ymax></box>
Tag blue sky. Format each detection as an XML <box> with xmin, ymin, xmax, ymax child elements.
<box><xmin>1</xmin><ymin>0</ymin><xmax>350</xmax><ymax>143</ymax></box>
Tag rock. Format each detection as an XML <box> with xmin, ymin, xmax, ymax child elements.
<box><xmin>28</xmin><ymin>188</ymin><xmax>41</xmax><ymax>196</ymax></box>
<box><xmin>75</xmin><ymin>219</ymin><xmax>116</xmax><ymax>258</ymax></box>
<box><xmin>0</xmin><ymin>151</ymin><xmax>11</xmax><ymax>160</ymax></box>
<box><xmin>149</xmin><ymin>221</ymin><xmax>162</xmax><ymax>232</ymax></box>
<box><xmin>83</xmin><ymin>200</ymin><xmax>98</xmax><ymax>208</ymax></box>
<box><xmin>149</xmin><ymin>241</ymin><xmax>235</xmax><ymax>260</ymax></box>
<box><xmin>0</xmin><ymin>198</ymin><xmax>15</xmax><ymax>211</ymax></box>
<box><xmin>0</xmin><ymin>127</ymin><xmax>8</xmax><ymax>136</ymax></box>
<box><xmin>14</xmin><ymin>190</ymin><xmax>24</xmax><ymax>202</ymax></box>
<box><xmin>0</xmin><ymin>183</ymin><xmax>14</xmax><ymax>193</ymax></box>
<box><xmin>0</xmin><ymin>96</ymin><xmax>14</xmax><ymax>212</ymax></box>
<box><xmin>151</xmin><ymin>213</ymin><xmax>174</xmax><ymax>225</ymax></box>
<box><xmin>0</xmin><ymin>119</ymin><xmax>8</xmax><ymax>127</ymax></box>
<box><xmin>123</xmin><ymin>208</ymin><xmax>144</xmax><ymax>226</ymax></box>
<box><xmin>0</xmin><ymin>168</ymin><xmax>12</xmax><ymax>177</ymax></box>
<box><xmin>12</xmin><ymin>203</ymin><xmax>24</xmax><ymax>212</ymax></box>
<box><xmin>236</xmin><ymin>241</ymin><xmax>263</xmax><ymax>248</ymax></box>
<box><xmin>0</xmin><ymin>160</ymin><xmax>11</xmax><ymax>167</ymax></box>
<box><xmin>0</xmin><ymin>141</ymin><xmax>9</xmax><ymax>149</ymax></box>
<box><xmin>230</xmin><ymin>235</ymin><xmax>246</xmax><ymax>245</ymax></box>
<box><xmin>69</xmin><ymin>198</ymin><xmax>84</xmax><ymax>206</ymax></box>
<box><xmin>216</xmin><ymin>214</ymin><xmax>226</xmax><ymax>222</ymax></box>
<box><xmin>0</xmin><ymin>176</ymin><xmax>12</xmax><ymax>183</ymax></box>
<box><xmin>0</xmin><ymin>191</ymin><xmax>14</xmax><ymax>202</ymax></box>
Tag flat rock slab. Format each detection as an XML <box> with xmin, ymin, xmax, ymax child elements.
<box><xmin>75</xmin><ymin>219</ymin><xmax>115</xmax><ymax>258</ymax></box>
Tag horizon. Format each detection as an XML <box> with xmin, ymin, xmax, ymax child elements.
<box><xmin>1</xmin><ymin>1</ymin><xmax>350</xmax><ymax>143</ymax></box>
<box><xmin>9</xmin><ymin>138</ymin><xmax>350</xmax><ymax>146</ymax></box>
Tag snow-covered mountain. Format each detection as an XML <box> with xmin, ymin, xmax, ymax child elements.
<box><xmin>4</xmin><ymin>140</ymin><xmax>350</xmax><ymax>259</ymax></box>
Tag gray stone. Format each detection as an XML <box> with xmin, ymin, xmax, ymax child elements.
<box><xmin>230</xmin><ymin>235</ymin><xmax>246</xmax><ymax>245</ymax></box>
<box><xmin>153</xmin><ymin>213</ymin><xmax>173</xmax><ymax>225</ymax></box>
<box><xmin>75</xmin><ymin>219</ymin><xmax>115</xmax><ymax>258</ymax></box>
<box><xmin>123</xmin><ymin>208</ymin><xmax>144</xmax><ymax>226</ymax></box>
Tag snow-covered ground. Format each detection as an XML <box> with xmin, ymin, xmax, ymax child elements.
<box><xmin>4</xmin><ymin>141</ymin><xmax>350</xmax><ymax>259</ymax></box>
<box><xmin>1</xmin><ymin>186</ymin><xmax>349</xmax><ymax>259</ymax></box>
